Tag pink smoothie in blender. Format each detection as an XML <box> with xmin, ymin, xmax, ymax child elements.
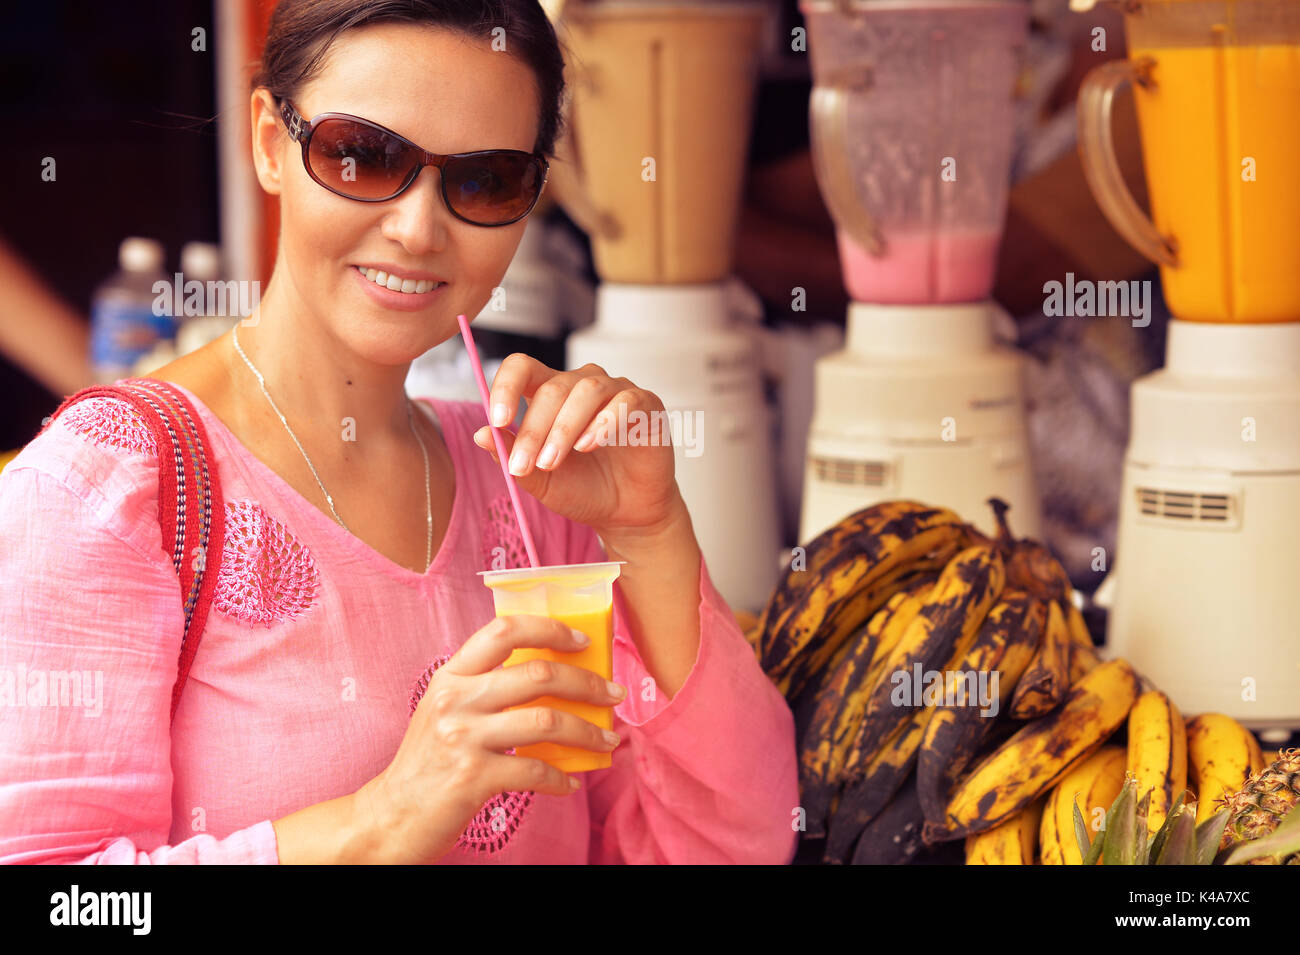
<box><xmin>802</xmin><ymin>0</ymin><xmax>1026</xmax><ymax>307</ymax></box>
<box><xmin>837</xmin><ymin>227</ymin><xmax>1002</xmax><ymax>304</ymax></box>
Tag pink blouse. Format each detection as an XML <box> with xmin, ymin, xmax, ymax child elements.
<box><xmin>0</xmin><ymin>380</ymin><xmax>798</xmax><ymax>864</ymax></box>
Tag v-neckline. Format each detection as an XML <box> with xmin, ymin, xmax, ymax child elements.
<box><xmin>152</xmin><ymin>378</ymin><xmax>464</xmax><ymax>589</ymax></box>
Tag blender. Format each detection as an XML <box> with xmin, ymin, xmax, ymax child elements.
<box><xmin>1077</xmin><ymin>0</ymin><xmax>1300</xmax><ymax>733</ymax></box>
<box><xmin>543</xmin><ymin>0</ymin><xmax>783</xmax><ymax>614</ymax></box>
<box><xmin>797</xmin><ymin>0</ymin><xmax>1043</xmax><ymax>542</ymax></box>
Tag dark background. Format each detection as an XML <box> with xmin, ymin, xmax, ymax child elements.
<box><xmin>0</xmin><ymin>0</ymin><xmax>220</xmax><ymax>447</ymax></box>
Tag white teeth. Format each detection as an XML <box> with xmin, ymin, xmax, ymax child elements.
<box><xmin>356</xmin><ymin>266</ymin><xmax>442</xmax><ymax>294</ymax></box>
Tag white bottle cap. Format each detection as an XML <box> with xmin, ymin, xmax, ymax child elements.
<box><xmin>119</xmin><ymin>237</ymin><xmax>165</xmax><ymax>273</ymax></box>
<box><xmin>181</xmin><ymin>242</ymin><xmax>222</xmax><ymax>281</ymax></box>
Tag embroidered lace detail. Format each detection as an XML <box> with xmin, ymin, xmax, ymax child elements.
<box><xmin>214</xmin><ymin>500</ymin><xmax>320</xmax><ymax>626</ymax></box>
<box><xmin>481</xmin><ymin>493</ymin><xmax>530</xmax><ymax>570</ymax></box>
<box><xmin>58</xmin><ymin>397</ymin><xmax>157</xmax><ymax>457</ymax></box>
<box><xmin>410</xmin><ymin>653</ymin><xmax>533</xmax><ymax>855</ymax></box>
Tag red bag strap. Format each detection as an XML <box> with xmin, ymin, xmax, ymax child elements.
<box><xmin>39</xmin><ymin>377</ymin><xmax>225</xmax><ymax>725</ymax></box>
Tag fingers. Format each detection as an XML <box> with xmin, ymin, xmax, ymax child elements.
<box><xmin>478</xmin><ymin>751</ymin><xmax>586</xmax><ymax>798</ymax></box>
<box><xmin>445</xmin><ymin>614</ymin><xmax>587</xmax><ymax>676</ymax></box>
<box><xmin>486</xmin><ymin>355</ymin><xmax>631</xmax><ymax>476</ymax></box>
<box><xmin>478</xmin><ymin>705</ymin><xmax>621</xmax><ymax>757</ymax></box>
<box><xmin>481</xmin><ymin>654</ymin><xmax>626</xmax><ymax>713</ymax></box>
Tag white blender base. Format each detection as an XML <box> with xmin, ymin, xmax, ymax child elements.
<box><xmin>566</xmin><ymin>281</ymin><xmax>781</xmax><ymax>614</ymax></box>
<box><xmin>800</xmin><ymin>301</ymin><xmax>1042</xmax><ymax>542</ymax></box>
<box><xmin>1107</xmin><ymin>319</ymin><xmax>1300</xmax><ymax>731</ymax></box>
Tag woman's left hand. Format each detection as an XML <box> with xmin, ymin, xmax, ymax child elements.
<box><xmin>471</xmin><ymin>355</ymin><xmax>685</xmax><ymax>538</ymax></box>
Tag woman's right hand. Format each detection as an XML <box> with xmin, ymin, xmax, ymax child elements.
<box><xmin>351</xmin><ymin>614</ymin><xmax>626</xmax><ymax>864</ymax></box>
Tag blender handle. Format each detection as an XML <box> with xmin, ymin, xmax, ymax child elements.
<box><xmin>1076</xmin><ymin>58</ymin><xmax>1178</xmax><ymax>268</ymax></box>
<box><xmin>537</xmin><ymin>10</ymin><xmax>621</xmax><ymax>243</ymax></box>
<box><xmin>809</xmin><ymin>82</ymin><xmax>885</xmax><ymax>256</ymax></box>
<box><xmin>546</xmin><ymin>104</ymin><xmax>622</xmax><ymax>242</ymax></box>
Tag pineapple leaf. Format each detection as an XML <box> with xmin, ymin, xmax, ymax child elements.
<box><xmin>1223</xmin><ymin>804</ymin><xmax>1300</xmax><ymax>866</ymax></box>
<box><xmin>1073</xmin><ymin>795</ymin><xmax>1098</xmax><ymax>864</ymax></box>
<box><xmin>1195</xmin><ymin>809</ymin><xmax>1230</xmax><ymax>866</ymax></box>
<box><xmin>1155</xmin><ymin>808</ymin><xmax>1196</xmax><ymax>865</ymax></box>
<box><xmin>1103</xmin><ymin>775</ymin><xmax>1137</xmax><ymax>865</ymax></box>
<box><xmin>1146</xmin><ymin>790</ymin><xmax>1187</xmax><ymax>865</ymax></box>
<box><xmin>1134</xmin><ymin>788</ymin><xmax>1151</xmax><ymax>865</ymax></box>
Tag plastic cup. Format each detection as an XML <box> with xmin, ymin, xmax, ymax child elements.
<box><xmin>478</xmin><ymin>561</ymin><xmax>625</xmax><ymax>772</ymax></box>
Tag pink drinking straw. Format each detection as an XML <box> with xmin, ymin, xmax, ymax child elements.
<box><xmin>457</xmin><ymin>313</ymin><xmax>541</xmax><ymax>568</ymax></box>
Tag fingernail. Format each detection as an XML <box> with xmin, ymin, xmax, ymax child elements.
<box><xmin>509</xmin><ymin>450</ymin><xmax>529</xmax><ymax>475</ymax></box>
<box><xmin>492</xmin><ymin>403</ymin><xmax>510</xmax><ymax>427</ymax></box>
<box><xmin>606</xmin><ymin>681</ymin><xmax>626</xmax><ymax>699</ymax></box>
<box><xmin>602</xmin><ymin>730</ymin><xmax>621</xmax><ymax>747</ymax></box>
<box><xmin>574</xmin><ymin>432</ymin><xmax>595</xmax><ymax>452</ymax></box>
<box><xmin>571</xmin><ymin>628</ymin><xmax>590</xmax><ymax>646</ymax></box>
<box><xmin>536</xmin><ymin>443</ymin><xmax>557</xmax><ymax>469</ymax></box>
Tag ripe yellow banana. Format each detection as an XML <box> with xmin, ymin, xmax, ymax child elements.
<box><xmin>1126</xmin><ymin>690</ymin><xmax>1188</xmax><ymax>834</ymax></box>
<box><xmin>1185</xmin><ymin>712</ymin><xmax>1265</xmax><ymax>825</ymax></box>
<box><xmin>930</xmin><ymin>658</ymin><xmax>1141</xmax><ymax>841</ymax></box>
<box><xmin>1040</xmin><ymin>745</ymin><xmax>1127</xmax><ymax>864</ymax></box>
<box><xmin>1008</xmin><ymin>598</ymin><xmax>1071</xmax><ymax>719</ymax></box>
<box><xmin>965</xmin><ymin>798</ymin><xmax>1045</xmax><ymax>865</ymax></box>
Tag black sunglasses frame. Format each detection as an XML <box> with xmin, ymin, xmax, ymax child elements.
<box><xmin>277</xmin><ymin>99</ymin><xmax>550</xmax><ymax>227</ymax></box>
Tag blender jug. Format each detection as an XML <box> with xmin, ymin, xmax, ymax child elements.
<box><xmin>801</xmin><ymin>0</ymin><xmax>1028</xmax><ymax>304</ymax></box>
<box><xmin>1077</xmin><ymin>0</ymin><xmax>1300</xmax><ymax>323</ymax></box>
<box><xmin>545</xmin><ymin>0</ymin><xmax>767</xmax><ymax>284</ymax></box>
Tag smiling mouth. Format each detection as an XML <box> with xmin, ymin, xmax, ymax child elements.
<box><xmin>353</xmin><ymin>265</ymin><xmax>445</xmax><ymax>295</ymax></box>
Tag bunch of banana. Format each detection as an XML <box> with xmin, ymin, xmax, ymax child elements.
<box><xmin>757</xmin><ymin>501</ymin><xmax>972</xmax><ymax>701</ymax></box>
<box><xmin>819</xmin><ymin>544</ymin><xmax>1005</xmax><ymax>862</ymax></box>
<box><xmin>926</xmin><ymin>658</ymin><xmax>1142</xmax><ymax>843</ymax></box>
<box><xmin>915</xmin><ymin>591</ymin><xmax>1043</xmax><ymax>824</ymax></box>
<box><xmin>748</xmin><ymin>496</ymin><xmax>1124</xmax><ymax>864</ymax></box>
<box><xmin>798</xmin><ymin>583</ymin><xmax>933</xmax><ymax>838</ymax></box>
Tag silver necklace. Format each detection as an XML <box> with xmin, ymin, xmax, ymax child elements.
<box><xmin>231</xmin><ymin>323</ymin><xmax>432</xmax><ymax>571</ymax></box>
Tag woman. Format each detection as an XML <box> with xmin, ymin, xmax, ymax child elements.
<box><xmin>0</xmin><ymin>0</ymin><xmax>797</xmax><ymax>864</ymax></box>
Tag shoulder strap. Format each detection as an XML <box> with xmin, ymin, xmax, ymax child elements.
<box><xmin>40</xmin><ymin>377</ymin><xmax>226</xmax><ymax>725</ymax></box>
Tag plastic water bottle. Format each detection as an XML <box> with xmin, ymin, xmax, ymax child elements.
<box><xmin>175</xmin><ymin>241</ymin><xmax>237</xmax><ymax>357</ymax></box>
<box><xmin>90</xmin><ymin>238</ymin><xmax>172</xmax><ymax>384</ymax></box>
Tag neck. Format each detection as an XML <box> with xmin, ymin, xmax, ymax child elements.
<box><xmin>228</xmin><ymin>271</ymin><xmax>418</xmax><ymax>451</ymax></box>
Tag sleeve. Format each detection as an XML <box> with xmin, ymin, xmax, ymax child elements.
<box><xmin>0</xmin><ymin>433</ymin><xmax>279</xmax><ymax>864</ymax></box>
<box><xmin>566</xmin><ymin>524</ymin><xmax>800</xmax><ymax>865</ymax></box>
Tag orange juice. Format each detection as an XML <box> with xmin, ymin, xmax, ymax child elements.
<box><xmin>1130</xmin><ymin>42</ymin><xmax>1300</xmax><ymax>322</ymax></box>
<box><xmin>479</xmin><ymin>561</ymin><xmax>624</xmax><ymax>773</ymax></box>
<box><xmin>501</xmin><ymin>605</ymin><xmax>614</xmax><ymax>773</ymax></box>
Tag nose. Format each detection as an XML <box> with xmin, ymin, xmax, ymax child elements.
<box><xmin>379</xmin><ymin>165</ymin><xmax>450</xmax><ymax>254</ymax></box>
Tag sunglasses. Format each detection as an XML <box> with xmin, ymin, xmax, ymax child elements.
<box><xmin>277</xmin><ymin>99</ymin><xmax>549</xmax><ymax>227</ymax></box>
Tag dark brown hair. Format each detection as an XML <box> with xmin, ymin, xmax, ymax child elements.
<box><xmin>250</xmin><ymin>0</ymin><xmax>567</xmax><ymax>157</ymax></box>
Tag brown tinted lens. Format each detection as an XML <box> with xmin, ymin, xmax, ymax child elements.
<box><xmin>442</xmin><ymin>152</ymin><xmax>543</xmax><ymax>224</ymax></box>
<box><xmin>307</xmin><ymin>118</ymin><xmax>418</xmax><ymax>199</ymax></box>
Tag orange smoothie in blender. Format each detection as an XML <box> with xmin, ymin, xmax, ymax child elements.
<box><xmin>1129</xmin><ymin>41</ymin><xmax>1300</xmax><ymax>322</ymax></box>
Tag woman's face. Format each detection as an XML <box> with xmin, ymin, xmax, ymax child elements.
<box><xmin>251</xmin><ymin>23</ymin><xmax>543</xmax><ymax>365</ymax></box>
